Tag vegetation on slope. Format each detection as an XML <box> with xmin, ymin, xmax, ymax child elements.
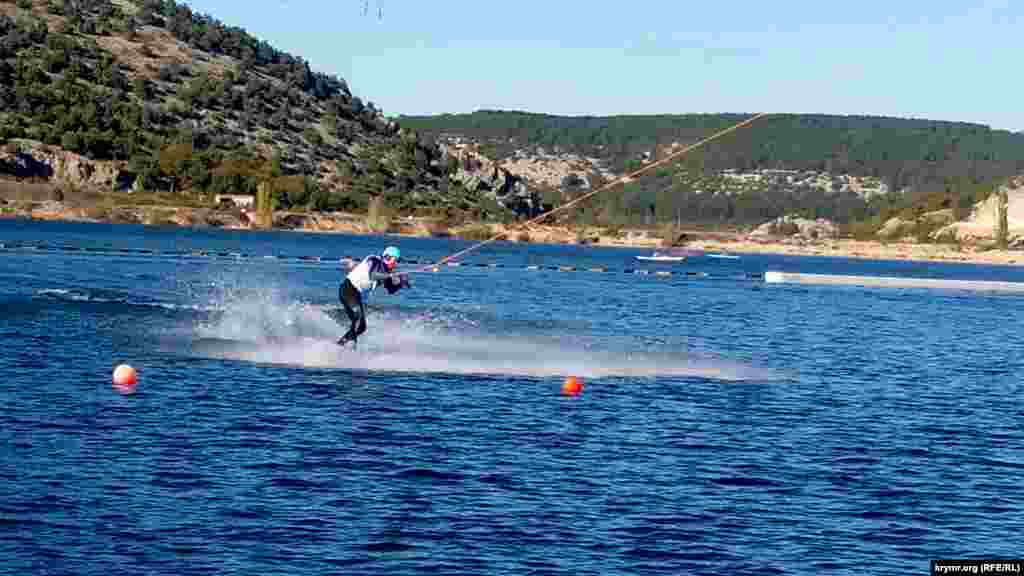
<box><xmin>2</xmin><ymin>0</ymin><xmax>1019</xmax><ymax>238</ymax></box>
<box><xmin>400</xmin><ymin>110</ymin><xmax>1024</xmax><ymax>233</ymax></box>
<box><xmin>0</xmin><ymin>0</ymin><xmax>506</xmax><ymax>221</ymax></box>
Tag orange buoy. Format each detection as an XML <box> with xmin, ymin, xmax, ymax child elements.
<box><xmin>562</xmin><ymin>375</ymin><xmax>583</xmax><ymax>396</ymax></box>
<box><xmin>113</xmin><ymin>364</ymin><xmax>138</xmax><ymax>389</ymax></box>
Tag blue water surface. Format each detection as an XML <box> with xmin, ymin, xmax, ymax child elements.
<box><xmin>2</xmin><ymin>219</ymin><xmax>1023</xmax><ymax>575</ymax></box>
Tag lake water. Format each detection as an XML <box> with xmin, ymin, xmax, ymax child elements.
<box><xmin>2</xmin><ymin>219</ymin><xmax>1023</xmax><ymax>575</ymax></box>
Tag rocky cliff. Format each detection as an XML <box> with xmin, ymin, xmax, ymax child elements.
<box><xmin>935</xmin><ymin>176</ymin><xmax>1024</xmax><ymax>246</ymax></box>
<box><xmin>0</xmin><ymin>141</ymin><xmax>129</xmax><ymax>192</ymax></box>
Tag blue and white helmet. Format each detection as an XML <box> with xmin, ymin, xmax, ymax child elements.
<box><xmin>382</xmin><ymin>246</ymin><xmax>401</xmax><ymax>261</ymax></box>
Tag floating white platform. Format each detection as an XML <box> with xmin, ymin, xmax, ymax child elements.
<box><xmin>764</xmin><ymin>271</ymin><xmax>1024</xmax><ymax>293</ymax></box>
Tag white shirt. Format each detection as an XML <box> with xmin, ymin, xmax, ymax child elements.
<box><xmin>346</xmin><ymin>255</ymin><xmax>389</xmax><ymax>298</ymax></box>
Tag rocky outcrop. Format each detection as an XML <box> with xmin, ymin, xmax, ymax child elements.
<box><xmin>934</xmin><ymin>178</ymin><xmax>1024</xmax><ymax>246</ymax></box>
<box><xmin>877</xmin><ymin>216</ymin><xmax>914</xmax><ymax>240</ymax></box>
<box><xmin>877</xmin><ymin>209</ymin><xmax>955</xmax><ymax>241</ymax></box>
<box><xmin>499</xmin><ymin>151</ymin><xmax>613</xmax><ymax>190</ymax></box>
<box><xmin>0</xmin><ymin>142</ymin><xmax>131</xmax><ymax>192</ymax></box>
<box><xmin>444</xmin><ymin>145</ymin><xmax>543</xmax><ymax>218</ymax></box>
<box><xmin>749</xmin><ymin>215</ymin><xmax>839</xmax><ymax>240</ymax></box>
<box><xmin>920</xmin><ymin>208</ymin><xmax>955</xmax><ymax>227</ymax></box>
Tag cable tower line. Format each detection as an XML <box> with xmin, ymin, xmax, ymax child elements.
<box><xmin>408</xmin><ymin>112</ymin><xmax>771</xmax><ymax>273</ymax></box>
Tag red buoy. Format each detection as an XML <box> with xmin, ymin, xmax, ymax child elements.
<box><xmin>562</xmin><ymin>375</ymin><xmax>583</xmax><ymax>396</ymax></box>
<box><xmin>113</xmin><ymin>364</ymin><xmax>137</xmax><ymax>393</ymax></box>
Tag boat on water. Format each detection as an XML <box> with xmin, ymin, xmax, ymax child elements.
<box><xmin>636</xmin><ymin>254</ymin><xmax>686</xmax><ymax>262</ymax></box>
<box><xmin>635</xmin><ymin>248</ymin><xmax>704</xmax><ymax>262</ymax></box>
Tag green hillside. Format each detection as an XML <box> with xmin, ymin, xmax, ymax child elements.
<box><xmin>3</xmin><ymin>0</ymin><xmax>1020</xmax><ymax>236</ymax></box>
<box><xmin>400</xmin><ymin>110</ymin><xmax>1024</xmax><ymax>232</ymax></box>
<box><xmin>399</xmin><ymin>110</ymin><xmax>1024</xmax><ymax>186</ymax></box>
<box><xmin>0</xmin><ymin>0</ymin><xmax>505</xmax><ymax>219</ymax></box>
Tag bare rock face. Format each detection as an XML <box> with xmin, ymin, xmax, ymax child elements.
<box><xmin>0</xmin><ymin>142</ymin><xmax>129</xmax><ymax>191</ymax></box>
<box><xmin>934</xmin><ymin>177</ymin><xmax>1024</xmax><ymax>246</ymax></box>
<box><xmin>749</xmin><ymin>215</ymin><xmax>839</xmax><ymax>240</ymax></box>
<box><xmin>877</xmin><ymin>216</ymin><xmax>915</xmax><ymax>240</ymax></box>
<box><xmin>444</xmin><ymin>145</ymin><xmax>543</xmax><ymax>218</ymax></box>
<box><xmin>921</xmin><ymin>208</ymin><xmax>954</xmax><ymax>225</ymax></box>
<box><xmin>877</xmin><ymin>210</ymin><xmax>953</xmax><ymax>241</ymax></box>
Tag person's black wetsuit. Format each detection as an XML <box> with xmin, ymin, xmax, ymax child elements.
<box><xmin>337</xmin><ymin>255</ymin><xmax>408</xmax><ymax>347</ymax></box>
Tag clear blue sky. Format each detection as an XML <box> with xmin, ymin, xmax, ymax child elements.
<box><xmin>187</xmin><ymin>0</ymin><xmax>1022</xmax><ymax>131</ymax></box>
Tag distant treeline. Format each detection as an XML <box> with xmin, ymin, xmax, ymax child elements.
<box><xmin>556</xmin><ymin>164</ymin><xmax>1000</xmax><ymax>239</ymax></box>
<box><xmin>399</xmin><ymin>110</ymin><xmax>1024</xmax><ymax>231</ymax></box>
<box><xmin>399</xmin><ymin>110</ymin><xmax>1024</xmax><ymax>191</ymax></box>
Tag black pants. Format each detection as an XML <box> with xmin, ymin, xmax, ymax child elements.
<box><xmin>338</xmin><ymin>279</ymin><xmax>366</xmax><ymax>344</ymax></box>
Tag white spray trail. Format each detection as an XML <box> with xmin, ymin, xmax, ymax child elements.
<box><xmin>182</xmin><ymin>275</ymin><xmax>773</xmax><ymax>381</ymax></box>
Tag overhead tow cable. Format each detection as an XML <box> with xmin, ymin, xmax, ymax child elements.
<box><xmin>392</xmin><ymin>112</ymin><xmax>771</xmax><ymax>277</ymax></box>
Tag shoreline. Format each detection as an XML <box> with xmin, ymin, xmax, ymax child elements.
<box><xmin>3</xmin><ymin>204</ymin><xmax>1023</xmax><ymax>267</ymax></box>
<box><xmin>689</xmin><ymin>238</ymin><xmax>1024</xmax><ymax>267</ymax></box>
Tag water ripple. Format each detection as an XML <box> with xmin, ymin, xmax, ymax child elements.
<box><xmin>4</xmin><ymin>223</ymin><xmax>1024</xmax><ymax>574</ymax></box>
